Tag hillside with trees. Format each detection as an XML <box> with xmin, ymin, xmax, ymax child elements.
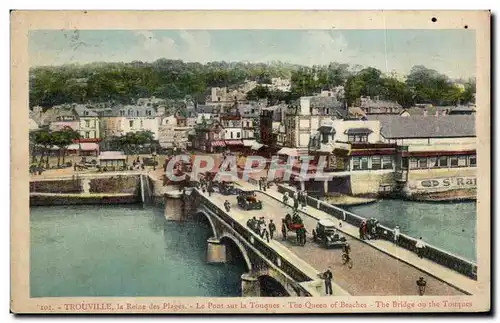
<box><xmin>29</xmin><ymin>59</ymin><xmax>475</xmax><ymax>109</ymax></box>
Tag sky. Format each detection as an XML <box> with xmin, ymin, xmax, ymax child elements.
<box><xmin>29</xmin><ymin>29</ymin><xmax>476</xmax><ymax>79</ymax></box>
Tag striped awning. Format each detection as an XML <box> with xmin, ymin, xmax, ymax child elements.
<box><xmin>211</xmin><ymin>140</ymin><xmax>226</xmax><ymax>147</ymax></box>
<box><xmin>225</xmin><ymin>140</ymin><xmax>244</xmax><ymax>146</ymax></box>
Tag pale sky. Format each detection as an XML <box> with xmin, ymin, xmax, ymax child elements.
<box><xmin>29</xmin><ymin>29</ymin><xmax>476</xmax><ymax>79</ymax></box>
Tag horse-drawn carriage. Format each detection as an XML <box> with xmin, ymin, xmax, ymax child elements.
<box><xmin>237</xmin><ymin>191</ymin><xmax>263</xmax><ymax>210</ymax></box>
<box><xmin>283</xmin><ymin>212</ymin><xmax>307</xmax><ymax>246</ymax></box>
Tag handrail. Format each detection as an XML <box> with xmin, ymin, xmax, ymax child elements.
<box><xmin>276</xmin><ymin>184</ymin><xmax>478</xmax><ymax>280</ymax></box>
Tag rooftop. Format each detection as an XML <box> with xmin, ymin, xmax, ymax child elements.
<box><xmin>368</xmin><ymin>115</ymin><xmax>476</xmax><ymax>139</ymax></box>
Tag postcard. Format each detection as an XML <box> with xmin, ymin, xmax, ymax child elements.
<box><xmin>11</xmin><ymin>10</ymin><xmax>491</xmax><ymax>314</ymax></box>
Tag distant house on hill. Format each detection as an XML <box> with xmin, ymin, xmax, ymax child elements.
<box><xmin>357</xmin><ymin>96</ymin><xmax>402</xmax><ymax>115</ymax></box>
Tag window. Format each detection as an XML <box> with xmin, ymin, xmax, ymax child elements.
<box><xmin>371</xmin><ymin>156</ymin><xmax>381</xmax><ymax>170</ymax></box>
<box><xmin>348</xmin><ymin>135</ymin><xmax>368</xmax><ymax>143</ymax></box>
<box><xmin>84</xmin><ymin>111</ymin><xmax>89</xmax><ymax>116</ymax></box>
<box><xmin>352</xmin><ymin>157</ymin><xmax>369</xmax><ymax>171</ymax></box>
<box><xmin>458</xmin><ymin>156</ymin><xmax>467</xmax><ymax>167</ymax></box>
<box><xmin>136</xmin><ymin>111</ymin><xmax>139</xmax><ymax>117</ymax></box>
<box><xmin>409</xmin><ymin>158</ymin><xmax>418</xmax><ymax>170</ymax></box>
<box><xmin>417</xmin><ymin>157</ymin><xmax>427</xmax><ymax>169</ymax></box>
<box><xmin>85</xmin><ymin>120</ymin><xmax>90</xmax><ymax>127</ymax></box>
<box><xmin>429</xmin><ymin>157</ymin><xmax>437</xmax><ymax>168</ymax></box>
<box><xmin>469</xmin><ymin>155</ymin><xmax>477</xmax><ymax>167</ymax></box>
<box><xmin>401</xmin><ymin>157</ymin><xmax>409</xmax><ymax>169</ymax></box>
<box><xmin>120</xmin><ymin>110</ymin><xmax>125</xmax><ymax>116</ymax></box>
<box><xmin>147</xmin><ymin>110</ymin><xmax>152</xmax><ymax>116</ymax></box>
<box><xmin>230</xmin><ymin>132</ymin><xmax>233</xmax><ymax>139</ymax></box>
<box><xmin>438</xmin><ymin>156</ymin><xmax>448</xmax><ymax>168</ymax></box>
<box><xmin>129</xmin><ymin>120</ymin><xmax>134</xmax><ymax>128</ymax></box>
<box><xmin>128</xmin><ymin>110</ymin><xmax>132</xmax><ymax>116</ymax></box>
<box><xmin>383</xmin><ymin>156</ymin><xmax>393</xmax><ymax>169</ymax></box>
<box><xmin>237</xmin><ymin>132</ymin><xmax>240</xmax><ymax>138</ymax></box>
<box><xmin>321</xmin><ymin>133</ymin><xmax>329</xmax><ymax>144</ymax></box>
<box><xmin>85</xmin><ymin>131</ymin><xmax>90</xmax><ymax>139</ymax></box>
<box><xmin>450</xmin><ymin>156</ymin><xmax>459</xmax><ymax>168</ymax></box>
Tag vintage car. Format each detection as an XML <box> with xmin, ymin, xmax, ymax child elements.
<box><xmin>312</xmin><ymin>219</ymin><xmax>347</xmax><ymax>249</ymax></box>
<box><xmin>237</xmin><ymin>191</ymin><xmax>263</xmax><ymax>210</ymax></box>
<box><xmin>218</xmin><ymin>181</ymin><xmax>240</xmax><ymax>195</ymax></box>
<box><xmin>142</xmin><ymin>157</ymin><xmax>159</xmax><ymax>167</ymax></box>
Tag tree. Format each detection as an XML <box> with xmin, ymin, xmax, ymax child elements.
<box><xmin>51</xmin><ymin>127</ymin><xmax>80</xmax><ymax>166</ymax></box>
<box><xmin>115</xmin><ymin>131</ymin><xmax>155</xmax><ymax>160</ymax></box>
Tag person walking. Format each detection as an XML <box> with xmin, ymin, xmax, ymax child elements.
<box><xmin>258</xmin><ymin>178</ymin><xmax>262</xmax><ymax>190</ymax></box>
<box><xmin>281</xmin><ymin>219</ymin><xmax>287</xmax><ymax>241</ymax></box>
<box><xmin>282</xmin><ymin>192</ymin><xmax>289</xmax><ymax>206</ymax></box>
<box><xmin>262</xmin><ymin>228</ymin><xmax>270</xmax><ymax>243</ymax></box>
<box><xmin>393</xmin><ymin>225</ymin><xmax>400</xmax><ymax>244</ymax></box>
<box><xmin>359</xmin><ymin>222</ymin><xmax>365</xmax><ymax>240</ymax></box>
<box><xmin>262</xmin><ymin>177</ymin><xmax>267</xmax><ymax>192</ymax></box>
<box><xmin>416</xmin><ymin>277</ymin><xmax>427</xmax><ymax>296</ymax></box>
<box><xmin>268</xmin><ymin>220</ymin><xmax>276</xmax><ymax>240</ymax></box>
<box><xmin>302</xmin><ymin>191</ymin><xmax>308</xmax><ymax>209</ymax></box>
<box><xmin>293</xmin><ymin>197</ymin><xmax>299</xmax><ymax>211</ymax></box>
<box><xmin>321</xmin><ymin>267</ymin><xmax>334</xmax><ymax>295</ymax></box>
<box><xmin>415</xmin><ymin>237</ymin><xmax>426</xmax><ymax>259</ymax></box>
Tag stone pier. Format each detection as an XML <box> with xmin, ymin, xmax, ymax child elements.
<box><xmin>241</xmin><ymin>273</ymin><xmax>260</xmax><ymax>297</ymax></box>
<box><xmin>206</xmin><ymin>237</ymin><xmax>226</xmax><ymax>263</ymax></box>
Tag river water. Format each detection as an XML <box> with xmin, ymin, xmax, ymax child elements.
<box><xmin>30</xmin><ymin>199</ymin><xmax>476</xmax><ymax>297</ymax></box>
<box><xmin>30</xmin><ymin>202</ymin><xmax>245</xmax><ymax>298</ymax></box>
<box><xmin>348</xmin><ymin>200</ymin><xmax>477</xmax><ymax>262</ymax></box>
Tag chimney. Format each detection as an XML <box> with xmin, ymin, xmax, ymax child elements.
<box><xmin>423</xmin><ymin>109</ymin><xmax>427</xmax><ymax>117</ymax></box>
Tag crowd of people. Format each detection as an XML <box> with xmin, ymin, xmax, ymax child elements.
<box><xmin>246</xmin><ymin>216</ymin><xmax>276</xmax><ymax>243</ymax></box>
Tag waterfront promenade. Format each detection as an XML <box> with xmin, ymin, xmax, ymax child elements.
<box><xmin>227</xmin><ymin>179</ymin><xmax>479</xmax><ymax>295</ymax></box>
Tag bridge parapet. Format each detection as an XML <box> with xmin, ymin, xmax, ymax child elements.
<box><xmin>191</xmin><ymin>189</ymin><xmax>327</xmax><ymax>297</ymax></box>
<box><xmin>276</xmin><ymin>184</ymin><xmax>478</xmax><ymax>280</ymax></box>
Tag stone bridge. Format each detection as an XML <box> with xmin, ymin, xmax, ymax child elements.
<box><xmin>183</xmin><ymin>188</ymin><xmax>345</xmax><ymax>297</ymax></box>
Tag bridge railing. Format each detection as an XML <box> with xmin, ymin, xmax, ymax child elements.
<box><xmin>193</xmin><ymin>189</ymin><xmax>315</xmax><ymax>292</ymax></box>
<box><xmin>276</xmin><ymin>184</ymin><xmax>478</xmax><ymax>280</ymax></box>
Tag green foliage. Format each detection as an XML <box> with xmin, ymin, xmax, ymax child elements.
<box><xmin>115</xmin><ymin>131</ymin><xmax>155</xmax><ymax>155</ymax></box>
<box><xmin>29</xmin><ymin>59</ymin><xmax>475</xmax><ymax>109</ymax></box>
<box><xmin>246</xmin><ymin>85</ymin><xmax>292</xmax><ymax>105</ymax></box>
<box><xmin>29</xmin><ymin>60</ymin><xmax>298</xmax><ymax>108</ymax></box>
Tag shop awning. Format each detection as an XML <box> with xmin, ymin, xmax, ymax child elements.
<box><xmin>80</xmin><ymin>143</ymin><xmax>99</xmax><ymax>151</ymax></box>
<box><xmin>344</xmin><ymin>128</ymin><xmax>373</xmax><ymax>135</ymax></box>
<box><xmin>243</xmin><ymin>140</ymin><xmax>258</xmax><ymax>147</ymax></box>
<box><xmin>225</xmin><ymin>140</ymin><xmax>243</xmax><ymax>146</ymax></box>
<box><xmin>98</xmin><ymin>151</ymin><xmax>126</xmax><ymax>160</ymax></box>
<box><xmin>211</xmin><ymin>140</ymin><xmax>226</xmax><ymax>147</ymax></box>
<box><xmin>251</xmin><ymin>143</ymin><xmax>265</xmax><ymax>150</ymax></box>
<box><xmin>318</xmin><ymin>126</ymin><xmax>335</xmax><ymax>133</ymax></box>
<box><xmin>276</xmin><ymin>147</ymin><xmax>300</xmax><ymax>156</ymax></box>
<box><xmin>67</xmin><ymin>144</ymin><xmax>80</xmax><ymax>150</ymax></box>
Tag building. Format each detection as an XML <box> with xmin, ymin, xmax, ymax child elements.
<box><xmin>46</xmin><ymin>105</ymin><xmax>80</xmax><ymax>132</ymax></box>
<box><xmin>282</xmin><ymin>96</ymin><xmax>347</xmax><ymax>154</ymax></box>
<box><xmin>357</xmin><ymin>96</ymin><xmax>403</xmax><ymax>115</ymax></box>
<box><xmin>74</xmin><ymin>105</ymin><xmax>100</xmax><ymax>141</ymax></box>
<box><xmin>117</xmin><ymin>105</ymin><xmax>160</xmax><ymax>139</ymax></box>
<box><xmin>219</xmin><ymin>107</ymin><xmax>244</xmax><ymax>151</ymax></box>
<box><xmin>371</xmin><ymin>115</ymin><xmax>476</xmax><ymax>200</ymax></box>
<box><xmin>238</xmin><ymin>102</ymin><xmax>264</xmax><ymax>144</ymax></box>
<box><xmin>260</xmin><ymin>77</ymin><xmax>291</xmax><ymax>92</ymax></box>
<box><xmin>136</xmin><ymin>96</ymin><xmax>167</xmax><ymax>107</ymax></box>
<box><xmin>192</xmin><ymin>118</ymin><xmax>225</xmax><ymax>153</ymax></box>
<box><xmin>158</xmin><ymin>114</ymin><xmax>191</xmax><ymax>152</ymax></box>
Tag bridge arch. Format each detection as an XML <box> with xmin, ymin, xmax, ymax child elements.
<box><xmin>193</xmin><ymin>210</ymin><xmax>218</xmax><ymax>238</ymax></box>
<box><xmin>219</xmin><ymin>233</ymin><xmax>252</xmax><ymax>271</ymax></box>
<box><xmin>258</xmin><ymin>275</ymin><xmax>290</xmax><ymax>297</ymax></box>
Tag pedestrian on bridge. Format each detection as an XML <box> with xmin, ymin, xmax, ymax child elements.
<box><xmin>393</xmin><ymin>225</ymin><xmax>400</xmax><ymax>244</ymax></box>
<box><xmin>281</xmin><ymin>219</ymin><xmax>287</xmax><ymax>241</ymax></box>
<box><xmin>268</xmin><ymin>220</ymin><xmax>276</xmax><ymax>240</ymax></box>
<box><xmin>293</xmin><ymin>197</ymin><xmax>299</xmax><ymax>211</ymax></box>
<box><xmin>258</xmin><ymin>178</ymin><xmax>262</xmax><ymax>190</ymax></box>
<box><xmin>282</xmin><ymin>192</ymin><xmax>289</xmax><ymax>205</ymax></box>
<box><xmin>415</xmin><ymin>237</ymin><xmax>426</xmax><ymax>259</ymax></box>
<box><xmin>262</xmin><ymin>228</ymin><xmax>270</xmax><ymax>243</ymax></box>
<box><xmin>321</xmin><ymin>267</ymin><xmax>334</xmax><ymax>295</ymax></box>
